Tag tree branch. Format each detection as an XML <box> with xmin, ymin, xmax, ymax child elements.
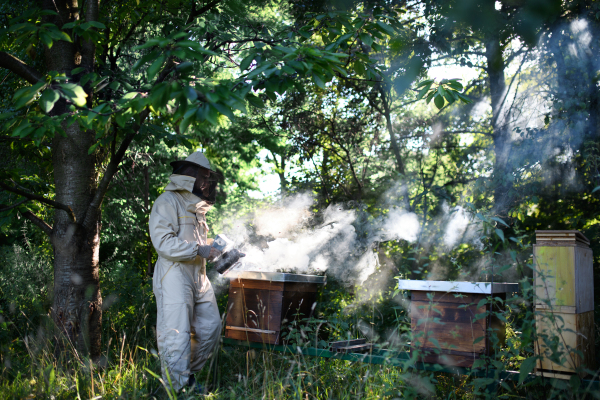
<box><xmin>0</xmin><ymin>199</ymin><xmax>29</xmax><ymax>211</ymax></box>
<box><xmin>83</xmin><ymin>108</ymin><xmax>150</xmax><ymax>229</ymax></box>
<box><xmin>21</xmin><ymin>211</ymin><xmax>53</xmax><ymax>236</ymax></box>
<box><xmin>187</xmin><ymin>0</ymin><xmax>221</xmax><ymax>24</ymax></box>
<box><xmin>84</xmin><ymin>58</ymin><xmax>177</xmax><ymax>228</ymax></box>
<box><xmin>0</xmin><ymin>181</ymin><xmax>76</xmax><ymax>222</ymax></box>
<box><xmin>0</xmin><ymin>52</ymin><xmax>43</xmax><ymax>84</ymax></box>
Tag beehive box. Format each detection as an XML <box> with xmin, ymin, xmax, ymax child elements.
<box><xmin>534</xmin><ymin>230</ymin><xmax>595</xmax><ymax>378</ymax></box>
<box><xmin>533</xmin><ymin>230</ymin><xmax>593</xmax><ymax>313</ymax></box>
<box><xmin>225</xmin><ymin>271</ymin><xmax>326</xmax><ymax>344</ymax></box>
<box><xmin>535</xmin><ymin>310</ymin><xmax>596</xmax><ymax>378</ymax></box>
<box><xmin>398</xmin><ymin>280</ymin><xmax>518</xmax><ymax>368</ymax></box>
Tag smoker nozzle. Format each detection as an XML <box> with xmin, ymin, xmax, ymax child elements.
<box><xmin>214</xmin><ymin>248</ymin><xmax>245</xmax><ymax>275</ymax></box>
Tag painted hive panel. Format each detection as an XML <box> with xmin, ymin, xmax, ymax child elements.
<box><xmin>225</xmin><ymin>278</ymin><xmax>324</xmax><ymax>345</ymax></box>
<box><xmin>535</xmin><ymin>310</ymin><xmax>595</xmax><ymax>377</ymax></box>
<box><xmin>411</xmin><ymin>299</ymin><xmax>486</xmax><ymax>354</ymax></box>
<box><xmin>225</xmin><ymin>281</ymin><xmax>284</xmax><ymax>344</ymax></box>
<box><xmin>534</xmin><ymin>246</ymin><xmax>576</xmax><ymax>309</ymax></box>
<box><xmin>409</xmin><ymin>291</ymin><xmax>509</xmax><ymax>368</ymax></box>
<box><xmin>574</xmin><ymin>246</ymin><xmax>594</xmax><ymax>313</ymax></box>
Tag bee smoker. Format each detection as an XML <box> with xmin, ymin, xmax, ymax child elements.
<box><xmin>211</xmin><ymin>234</ymin><xmax>245</xmax><ymax>275</ymax></box>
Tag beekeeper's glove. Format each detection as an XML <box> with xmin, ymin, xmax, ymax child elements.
<box><xmin>197</xmin><ymin>245</ymin><xmax>222</xmax><ymax>261</ymax></box>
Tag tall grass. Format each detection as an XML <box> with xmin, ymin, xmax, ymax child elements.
<box><xmin>1</xmin><ymin>228</ymin><xmax>600</xmax><ymax>399</ymax></box>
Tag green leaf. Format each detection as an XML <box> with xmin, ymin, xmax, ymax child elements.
<box><xmin>282</xmin><ymin>65</ymin><xmax>295</xmax><ymax>75</ymax></box>
<box><xmin>519</xmin><ymin>356</ymin><xmax>537</xmax><ymax>384</ymax></box>
<box><xmin>274</xmin><ymin>45</ymin><xmax>295</xmax><ymax>54</ymax></box>
<box><xmin>287</xmin><ymin>60</ymin><xmax>305</xmax><ymax>73</ymax></box>
<box><xmin>416</xmin><ymin>84</ymin><xmax>432</xmax><ymax>100</ymax></box>
<box><xmin>336</xmin><ymin>33</ymin><xmax>353</xmax><ymax>44</ymax></box>
<box><xmin>86</xmin><ymin>21</ymin><xmax>106</xmax><ymax>29</ymax></box>
<box><xmin>359</xmin><ymin>32</ymin><xmax>373</xmax><ymax>46</ymax></box>
<box><xmin>213</xmin><ymin>102</ymin><xmax>234</xmax><ymax>120</ymax></box>
<box><xmin>245</xmin><ymin>64</ymin><xmax>270</xmax><ymax>79</ymax></box>
<box><xmin>179</xmin><ymin>113</ymin><xmax>194</xmax><ymax>134</ymax></box>
<box><xmin>48</xmin><ymin>29</ymin><xmax>72</xmax><ymax>43</ymax></box>
<box><xmin>433</xmin><ymin>94</ymin><xmax>444</xmax><ymax>109</ymax></box>
<box><xmin>122</xmin><ymin>92</ymin><xmax>139</xmax><ymax>100</ymax></box>
<box><xmin>0</xmin><ymin>112</ymin><xmax>15</xmax><ymax>120</ymax></box>
<box><xmin>472</xmin><ymin>335</ymin><xmax>485</xmax><ymax>344</ymax></box>
<box><xmin>39</xmin><ymin>89</ymin><xmax>60</xmax><ymax>113</ymax></box>
<box><xmin>312</xmin><ymin>73</ymin><xmax>325</xmax><ymax>89</ymax></box>
<box><xmin>437</xmin><ymin>85</ymin><xmax>447</xmax><ymax>97</ymax></box>
<box><xmin>592</xmin><ymin>186</ymin><xmax>600</xmax><ymax>193</ymax></box>
<box><xmin>491</xmin><ymin>217</ymin><xmax>509</xmax><ymax>227</ymax></box>
<box><xmin>456</xmin><ymin>93</ymin><xmax>472</xmax><ymax>104</ymax></box>
<box><xmin>495</xmin><ymin>228</ymin><xmax>505</xmax><ymax>242</ymax></box>
<box><xmin>239</xmin><ymin>54</ymin><xmax>254</xmax><ymax>72</ymax></box>
<box><xmin>176</xmin><ymin>61</ymin><xmax>194</xmax><ymax>76</ymax></box>
<box><xmin>13</xmin><ymin>82</ymin><xmax>45</xmax><ymax>109</ymax></box>
<box><xmin>184</xmin><ymin>85</ymin><xmax>197</xmax><ymax>101</ymax></box>
<box><xmin>59</xmin><ymin>83</ymin><xmax>87</xmax><ymax>107</ymax></box>
<box><xmin>417</xmin><ymin>79</ymin><xmax>434</xmax><ymax>88</ymax></box>
<box><xmin>425</xmin><ymin>91</ymin><xmax>435</xmax><ymax>104</ymax></box>
<box><xmin>447</xmin><ymin>80</ymin><xmax>463</xmax><ymax>90</ymax></box>
<box><xmin>246</xmin><ymin>94</ymin><xmax>264</xmax><ymax>109</ymax></box>
<box><xmin>443</xmin><ymin>90</ymin><xmax>456</xmax><ymax>104</ymax></box>
<box><xmin>147</xmin><ymin>54</ymin><xmax>166</xmax><ymax>81</ymax></box>
<box><xmin>88</xmin><ymin>142</ymin><xmax>99</xmax><ymax>155</ymax></box>
<box><xmin>375</xmin><ymin>21</ymin><xmax>395</xmax><ymax>35</ymax></box>
<box><xmin>353</xmin><ymin>61</ymin><xmax>366</xmax><ymax>76</ymax></box>
<box><xmin>205</xmin><ymin>104</ymin><xmax>219</xmax><ymax>125</ymax></box>
<box><xmin>39</xmin><ymin>31</ymin><xmax>53</xmax><ymax>48</ymax></box>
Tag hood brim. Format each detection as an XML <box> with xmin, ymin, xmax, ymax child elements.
<box><xmin>170</xmin><ymin>160</ymin><xmax>221</xmax><ymax>177</ymax></box>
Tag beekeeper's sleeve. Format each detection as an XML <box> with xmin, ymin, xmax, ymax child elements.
<box><xmin>149</xmin><ymin>193</ymin><xmax>199</xmax><ymax>261</ymax></box>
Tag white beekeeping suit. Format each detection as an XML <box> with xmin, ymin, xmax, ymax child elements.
<box><xmin>149</xmin><ymin>152</ymin><xmax>222</xmax><ymax>391</ymax></box>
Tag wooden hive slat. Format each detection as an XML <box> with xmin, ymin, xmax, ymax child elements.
<box><xmin>225</xmin><ymin>276</ymin><xmax>324</xmax><ymax>345</ymax></box>
<box><xmin>409</xmin><ymin>291</ymin><xmax>509</xmax><ymax>368</ymax></box>
<box><xmin>533</xmin><ymin>237</ymin><xmax>594</xmax><ymax>313</ymax></box>
<box><xmin>535</xmin><ymin>310</ymin><xmax>596</xmax><ymax>377</ymax></box>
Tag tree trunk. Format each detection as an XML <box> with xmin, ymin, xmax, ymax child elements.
<box><xmin>43</xmin><ymin>0</ymin><xmax>103</xmax><ymax>360</ymax></box>
<box><xmin>51</xmin><ymin>123</ymin><xmax>102</xmax><ymax>360</ymax></box>
<box><xmin>485</xmin><ymin>30</ymin><xmax>510</xmax><ymax>215</ymax></box>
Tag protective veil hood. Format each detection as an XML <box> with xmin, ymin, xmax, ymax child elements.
<box><xmin>164</xmin><ymin>174</ymin><xmax>212</xmax><ymax>215</ymax></box>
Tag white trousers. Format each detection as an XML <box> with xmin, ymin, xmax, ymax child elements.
<box><xmin>153</xmin><ymin>261</ymin><xmax>221</xmax><ymax>391</ymax></box>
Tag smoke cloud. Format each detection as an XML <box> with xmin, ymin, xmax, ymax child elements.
<box><xmin>216</xmin><ymin>194</ymin><xmax>420</xmax><ymax>286</ymax></box>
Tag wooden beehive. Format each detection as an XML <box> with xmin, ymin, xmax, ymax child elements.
<box><xmin>398</xmin><ymin>280</ymin><xmax>518</xmax><ymax>368</ymax></box>
<box><xmin>534</xmin><ymin>230</ymin><xmax>595</xmax><ymax>379</ymax></box>
<box><xmin>533</xmin><ymin>230</ymin><xmax>593</xmax><ymax>313</ymax></box>
<box><xmin>225</xmin><ymin>271</ymin><xmax>326</xmax><ymax>344</ymax></box>
<box><xmin>535</xmin><ymin>310</ymin><xmax>596</xmax><ymax>378</ymax></box>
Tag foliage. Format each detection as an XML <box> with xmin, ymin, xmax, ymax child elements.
<box><xmin>1</xmin><ymin>0</ymin><xmax>600</xmax><ymax>398</ymax></box>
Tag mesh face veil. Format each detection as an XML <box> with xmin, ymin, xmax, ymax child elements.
<box><xmin>192</xmin><ymin>168</ymin><xmax>219</xmax><ymax>205</ymax></box>
<box><xmin>172</xmin><ymin>164</ymin><xmax>220</xmax><ymax>204</ymax></box>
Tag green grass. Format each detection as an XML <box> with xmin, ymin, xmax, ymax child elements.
<box><xmin>0</xmin><ymin>335</ymin><xmax>418</xmax><ymax>399</ymax></box>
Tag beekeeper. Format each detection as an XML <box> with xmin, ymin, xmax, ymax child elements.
<box><xmin>149</xmin><ymin>151</ymin><xmax>222</xmax><ymax>392</ymax></box>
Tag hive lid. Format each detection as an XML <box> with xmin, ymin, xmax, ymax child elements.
<box><xmin>229</xmin><ymin>271</ymin><xmax>327</xmax><ymax>283</ymax></box>
<box><xmin>535</xmin><ymin>230</ymin><xmax>590</xmax><ymax>245</ymax></box>
<box><xmin>397</xmin><ymin>279</ymin><xmax>519</xmax><ymax>294</ymax></box>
